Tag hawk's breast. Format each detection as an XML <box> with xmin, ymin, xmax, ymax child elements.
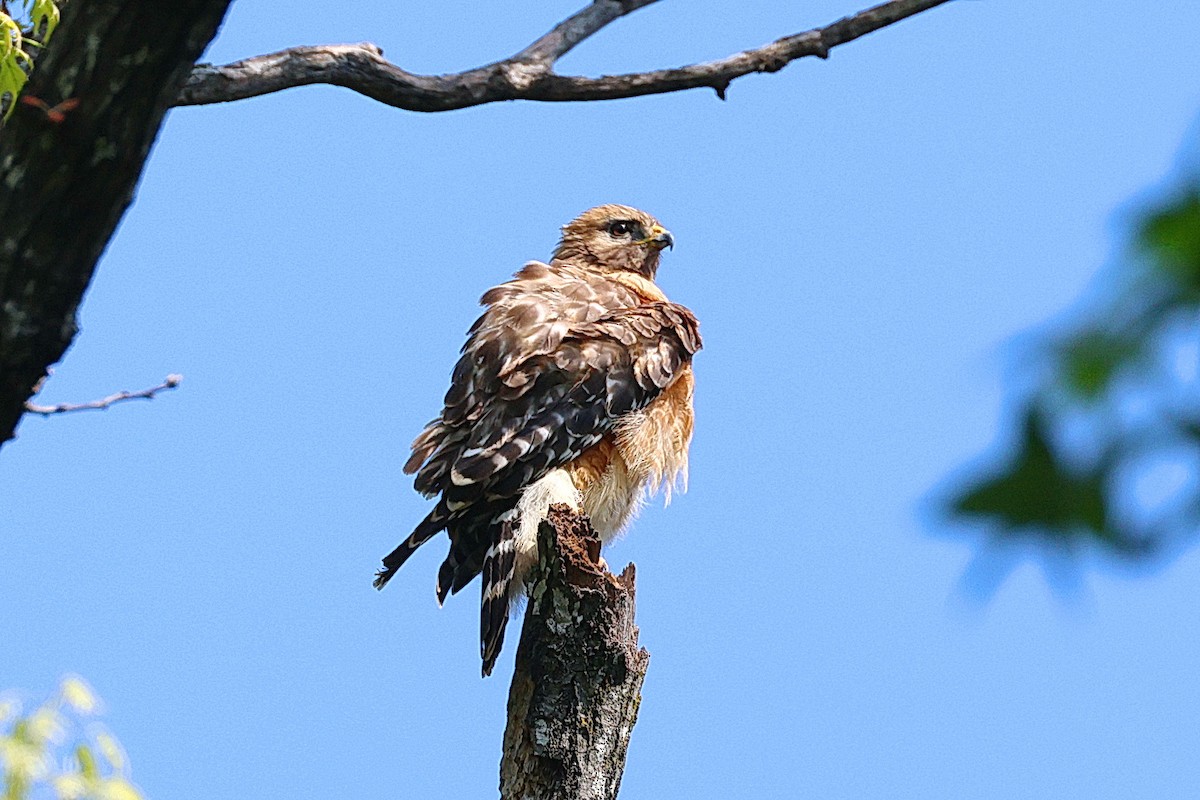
<box><xmin>566</xmin><ymin>364</ymin><xmax>695</xmax><ymax>538</ymax></box>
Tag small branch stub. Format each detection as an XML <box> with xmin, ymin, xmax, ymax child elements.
<box><xmin>500</xmin><ymin>505</ymin><xmax>649</xmax><ymax>800</ymax></box>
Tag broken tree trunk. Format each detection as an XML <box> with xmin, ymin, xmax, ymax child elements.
<box><xmin>500</xmin><ymin>505</ymin><xmax>650</xmax><ymax>800</ymax></box>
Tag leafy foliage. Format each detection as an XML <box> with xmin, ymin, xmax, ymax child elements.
<box><xmin>0</xmin><ymin>677</ymin><xmax>143</xmax><ymax>800</ymax></box>
<box><xmin>0</xmin><ymin>0</ymin><xmax>58</xmax><ymax>117</ymax></box>
<box><xmin>954</xmin><ymin>408</ymin><xmax>1110</xmax><ymax>538</ymax></box>
<box><xmin>946</xmin><ymin>162</ymin><xmax>1200</xmax><ymax>565</ymax></box>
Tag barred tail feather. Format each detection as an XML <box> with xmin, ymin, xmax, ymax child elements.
<box><xmin>436</xmin><ymin>554</ymin><xmax>458</xmax><ymax>606</ymax></box>
<box><xmin>480</xmin><ymin>520</ymin><xmax>517</xmax><ymax>677</ymax></box>
<box><xmin>436</xmin><ymin>503</ymin><xmax>517</xmax><ymax>604</ymax></box>
<box><xmin>373</xmin><ymin>504</ymin><xmax>448</xmax><ymax>590</ymax></box>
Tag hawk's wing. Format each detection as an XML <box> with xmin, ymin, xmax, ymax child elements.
<box><xmin>375</xmin><ymin>263</ymin><xmax>700</xmax><ymax>600</ymax></box>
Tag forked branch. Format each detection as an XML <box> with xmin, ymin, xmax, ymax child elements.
<box><xmin>177</xmin><ymin>0</ymin><xmax>955</xmax><ymax>111</ymax></box>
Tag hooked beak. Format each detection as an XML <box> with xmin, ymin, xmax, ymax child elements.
<box><xmin>648</xmin><ymin>224</ymin><xmax>674</xmax><ymax>250</ymax></box>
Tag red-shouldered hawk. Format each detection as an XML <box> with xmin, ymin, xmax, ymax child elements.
<box><xmin>374</xmin><ymin>205</ymin><xmax>701</xmax><ymax>676</ymax></box>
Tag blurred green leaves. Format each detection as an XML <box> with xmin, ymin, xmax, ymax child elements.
<box><xmin>946</xmin><ymin>167</ymin><xmax>1200</xmax><ymax>563</ymax></box>
<box><xmin>0</xmin><ymin>677</ymin><xmax>143</xmax><ymax>800</ymax></box>
<box><xmin>1140</xmin><ymin>189</ymin><xmax>1200</xmax><ymax>293</ymax></box>
<box><xmin>1058</xmin><ymin>331</ymin><xmax>1144</xmax><ymax>401</ymax></box>
<box><xmin>953</xmin><ymin>407</ymin><xmax>1108</xmax><ymax>535</ymax></box>
<box><xmin>0</xmin><ymin>0</ymin><xmax>58</xmax><ymax>118</ymax></box>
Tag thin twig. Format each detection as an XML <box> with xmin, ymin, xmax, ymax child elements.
<box><xmin>177</xmin><ymin>0</ymin><xmax>955</xmax><ymax>111</ymax></box>
<box><xmin>24</xmin><ymin>374</ymin><xmax>183</xmax><ymax>417</ymax></box>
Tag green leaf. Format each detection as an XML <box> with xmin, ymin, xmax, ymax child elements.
<box><xmin>1139</xmin><ymin>189</ymin><xmax>1200</xmax><ymax>295</ymax></box>
<box><xmin>1057</xmin><ymin>330</ymin><xmax>1142</xmax><ymax>400</ymax></box>
<box><xmin>0</xmin><ymin>13</ymin><xmax>30</xmax><ymax>118</ymax></box>
<box><xmin>59</xmin><ymin>678</ymin><xmax>97</xmax><ymax>716</ymax></box>
<box><xmin>74</xmin><ymin>745</ymin><xmax>96</xmax><ymax>782</ymax></box>
<box><xmin>1</xmin><ymin>14</ymin><xmax>17</xmax><ymax>58</ymax></box>
<box><xmin>98</xmin><ymin>777</ymin><xmax>142</xmax><ymax>800</ymax></box>
<box><xmin>949</xmin><ymin>404</ymin><xmax>1110</xmax><ymax>539</ymax></box>
<box><xmin>24</xmin><ymin>0</ymin><xmax>59</xmax><ymax>41</ymax></box>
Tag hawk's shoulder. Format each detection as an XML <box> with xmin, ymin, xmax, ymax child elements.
<box><xmin>480</xmin><ymin>260</ymin><xmax>648</xmax><ymax>320</ymax></box>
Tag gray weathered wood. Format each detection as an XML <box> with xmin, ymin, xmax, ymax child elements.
<box><xmin>177</xmin><ymin>0</ymin><xmax>955</xmax><ymax>111</ymax></box>
<box><xmin>501</xmin><ymin>506</ymin><xmax>649</xmax><ymax>800</ymax></box>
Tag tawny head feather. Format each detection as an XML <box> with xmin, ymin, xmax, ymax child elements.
<box><xmin>551</xmin><ymin>204</ymin><xmax>674</xmax><ymax>279</ymax></box>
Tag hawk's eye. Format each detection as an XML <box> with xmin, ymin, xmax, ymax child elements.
<box><xmin>608</xmin><ymin>221</ymin><xmax>632</xmax><ymax>238</ymax></box>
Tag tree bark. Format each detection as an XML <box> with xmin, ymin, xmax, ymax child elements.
<box><xmin>0</xmin><ymin>0</ymin><xmax>232</xmax><ymax>449</ymax></box>
<box><xmin>501</xmin><ymin>506</ymin><xmax>649</xmax><ymax>800</ymax></box>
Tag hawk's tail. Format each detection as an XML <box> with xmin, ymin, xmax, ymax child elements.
<box><xmin>373</xmin><ymin>504</ymin><xmax>449</xmax><ymax>590</ymax></box>
<box><xmin>434</xmin><ymin>502</ymin><xmax>518</xmax><ymax>605</ymax></box>
<box><xmin>480</xmin><ymin>519</ymin><xmax>517</xmax><ymax>677</ymax></box>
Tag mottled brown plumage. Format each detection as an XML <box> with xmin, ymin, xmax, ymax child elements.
<box><xmin>375</xmin><ymin>204</ymin><xmax>701</xmax><ymax>675</ymax></box>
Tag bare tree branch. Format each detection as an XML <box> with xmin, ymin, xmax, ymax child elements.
<box><xmin>501</xmin><ymin>506</ymin><xmax>649</xmax><ymax>800</ymax></box>
<box><xmin>24</xmin><ymin>374</ymin><xmax>183</xmax><ymax>417</ymax></box>
<box><xmin>177</xmin><ymin>0</ymin><xmax>955</xmax><ymax>111</ymax></box>
<box><xmin>512</xmin><ymin>0</ymin><xmax>661</xmax><ymax>65</ymax></box>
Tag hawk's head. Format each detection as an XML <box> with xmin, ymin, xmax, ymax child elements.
<box><xmin>553</xmin><ymin>204</ymin><xmax>674</xmax><ymax>279</ymax></box>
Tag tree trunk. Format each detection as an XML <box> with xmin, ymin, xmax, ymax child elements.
<box><xmin>500</xmin><ymin>506</ymin><xmax>649</xmax><ymax>800</ymax></box>
<box><xmin>0</xmin><ymin>0</ymin><xmax>233</xmax><ymax>449</ymax></box>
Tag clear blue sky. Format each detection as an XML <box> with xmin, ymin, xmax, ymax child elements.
<box><xmin>4</xmin><ymin>1</ymin><xmax>1200</xmax><ymax>797</ymax></box>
